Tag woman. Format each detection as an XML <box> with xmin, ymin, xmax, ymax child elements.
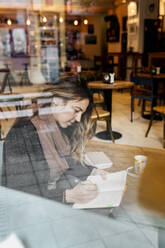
<box><xmin>2</xmin><ymin>76</ymin><xmax>103</xmax><ymax>204</ymax></box>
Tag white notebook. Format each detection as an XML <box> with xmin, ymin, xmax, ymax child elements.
<box><xmin>73</xmin><ymin>170</ymin><xmax>127</xmax><ymax>209</ymax></box>
<box><xmin>85</xmin><ymin>151</ymin><xmax>113</xmax><ymax>169</ymax></box>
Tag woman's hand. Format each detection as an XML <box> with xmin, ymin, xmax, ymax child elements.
<box><xmin>90</xmin><ymin>168</ymin><xmax>109</xmax><ymax>180</ymax></box>
<box><xmin>65</xmin><ymin>181</ymin><xmax>98</xmax><ymax>204</ymax></box>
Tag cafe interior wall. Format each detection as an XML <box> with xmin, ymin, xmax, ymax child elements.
<box><xmin>127</xmin><ymin>0</ymin><xmax>159</xmax><ymax>54</ymax></box>
<box><xmin>80</xmin><ymin>14</ymin><xmax>107</xmax><ymax>60</ymax></box>
<box><xmin>106</xmin><ymin>0</ymin><xmax>160</xmax><ymax>80</ymax></box>
<box><xmin>160</xmin><ymin>0</ymin><xmax>165</xmax><ymax>15</ymax></box>
<box><xmin>107</xmin><ymin>1</ymin><xmax>128</xmax><ymax>53</ymax></box>
<box><xmin>107</xmin><ymin>0</ymin><xmax>159</xmax><ymax>54</ymax></box>
<box><xmin>105</xmin><ymin>1</ymin><xmax>128</xmax><ymax>77</ymax></box>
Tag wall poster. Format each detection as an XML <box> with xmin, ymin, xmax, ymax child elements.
<box><xmin>10</xmin><ymin>28</ymin><xmax>29</xmax><ymax>57</ymax></box>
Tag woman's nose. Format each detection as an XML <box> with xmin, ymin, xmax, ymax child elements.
<box><xmin>75</xmin><ymin>112</ymin><xmax>82</xmax><ymax>122</ymax></box>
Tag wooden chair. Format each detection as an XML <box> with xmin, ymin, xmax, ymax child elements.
<box><xmin>93</xmin><ymin>92</ymin><xmax>105</xmax><ymax>108</ymax></box>
<box><xmin>130</xmin><ymin>72</ymin><xmax>155</xmax><ymax>122</ymax></box>
<box><xmin>91</xmin><ymin>106</ymin><xmax>114</xmax><ymax>143</ymax></box>
<box><xmin>145</xmin><ymin>106</ymin><xmax>165</xmax><ymax>148</ymax></box>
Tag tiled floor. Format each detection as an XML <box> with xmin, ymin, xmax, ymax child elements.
<box><xmin>93</xmin><ymin>91</ymin><xmax>163</xmax><ymax>149</ymax></box>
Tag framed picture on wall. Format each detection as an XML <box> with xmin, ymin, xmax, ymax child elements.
<box><xmin>88</xmin><ymin>24</ymin><xmax>94</xmax><ymax>34</ymax></box>
<box><xmin>85</xmin><ymin>35</ymin><xmax>97</xmax><ymax>44</ymax></box>
<box><xmin>128</xmin><ymin>23</ymin><xmax>137</xmax><ymax>35</ymax></box>
<box><xmin>11</xmin><ymin>28</ymin><xmax>29</xmax><ymax>57</ymax></box>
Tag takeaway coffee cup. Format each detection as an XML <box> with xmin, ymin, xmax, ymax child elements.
<box><xmin>134</xmin><ymin>155</ymin><xmax>147</xmax><ymax>175</ymax></box>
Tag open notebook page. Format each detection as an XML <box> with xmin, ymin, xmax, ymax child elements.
<box><xmin>73</xmin><ymin>170</ymin><xmax>127</xmax><ymax>209</ymax></box>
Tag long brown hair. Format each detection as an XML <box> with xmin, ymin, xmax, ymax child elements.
<box><xmin>33</xmin><ymin>76</ymin><xmax>94</xmax><ymax>160</ymax></box>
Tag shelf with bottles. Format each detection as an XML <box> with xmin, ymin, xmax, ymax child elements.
<box><xmin>41</xmin><ymin>40</ymin><xmax>57</xmax><ymax>46</ymax></box>
<box><xmin>40</xmin><ymin>26</ymin><xmax>58</xmax><ymax>37</ymax></box>
<box><xmin>40</xmin><ymin>26</ymin><xmax>58</xmax><ymax>47</ymax></box>
<box><xmin>28</xmin><ymin>13</ymin><xmax>40</xmax><ymax>57</ymax></box>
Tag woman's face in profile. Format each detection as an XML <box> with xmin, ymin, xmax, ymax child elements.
<box><xmin>52</xmin><ymin>98</ymin><xmax>89</xmax><ymax>128</ymax></box>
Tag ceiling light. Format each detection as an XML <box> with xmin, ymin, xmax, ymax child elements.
<box><xmin>59</xmin><ymin>17</ymin><xmax>64</xmax><ymax>23</ymax></box>
<box><xmin>83</xmin><ymin>19</ymin><xmax>88</xmax><ymax>25</ymax></box>
<box><xmin>42</xmin><ymin>16</ymin><xmax>47</xmax><ymax>23</ymax></box>
<box><xmin>26</xmin><ymin>18</ymin><xmax>31</xmax><ymax>26</ymax></box>
<box><xmin>128</xmin><ymin>2</ymin><xmax>137</xmax><ymax>16</ymax></box>
<box><xmin>7</xmin><ymin>19</ymin><xmax>12</xmax><ymax>25</ymax></box>
<box><xmin>74</xmin><ymin>19</ymin><xmax>79</xmax><ymax>26</ymax></box>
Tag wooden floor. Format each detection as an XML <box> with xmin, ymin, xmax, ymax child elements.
<box><xmin>93</xmin><ymin>91</ymin><xmax>164</xmax><ymax>149</ymax></box>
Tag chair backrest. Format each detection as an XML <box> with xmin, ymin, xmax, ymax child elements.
<box><xmin>91</xmin><ymin>107</ymin><xmax>110</xmax><ymax>120</ymax></box>
<box><xmin>130</xmin><ymin>72</ymin><xmax>152</xmax><ymax>86</ymax></box>
<box><xmin>130</xmin><ymin>72</ymin><xmax>154</xmax><ymax>95</ymax></box>
<box><xmin>93</xmin><ymin>93</ymin><xmax>104</xmax><ymax>104</ymax></box>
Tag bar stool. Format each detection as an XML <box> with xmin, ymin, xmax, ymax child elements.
<box><xmin>0</xmin><ymin>65</ymin><xmax>16</xmax><ymax>93</ymax></box>
<box><xmin>20</xmin><ymin>63</ymin><xmax>32</xmax><ymax>86</ymax></box>
<box><xmin>145</xmin><ymin>106</ymin><xmax>165</xmax><ymax>148</ymax></box>
<box><xmin>93</xmin><ymin>92</ymin><xmax>105</xmax><ymax>108</ymax></box>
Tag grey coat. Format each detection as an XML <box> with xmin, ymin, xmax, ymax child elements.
<box><xmin>2</xmin><ymin>119</ymin><xmax>93</xmax><ymax>203</ymax></box>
